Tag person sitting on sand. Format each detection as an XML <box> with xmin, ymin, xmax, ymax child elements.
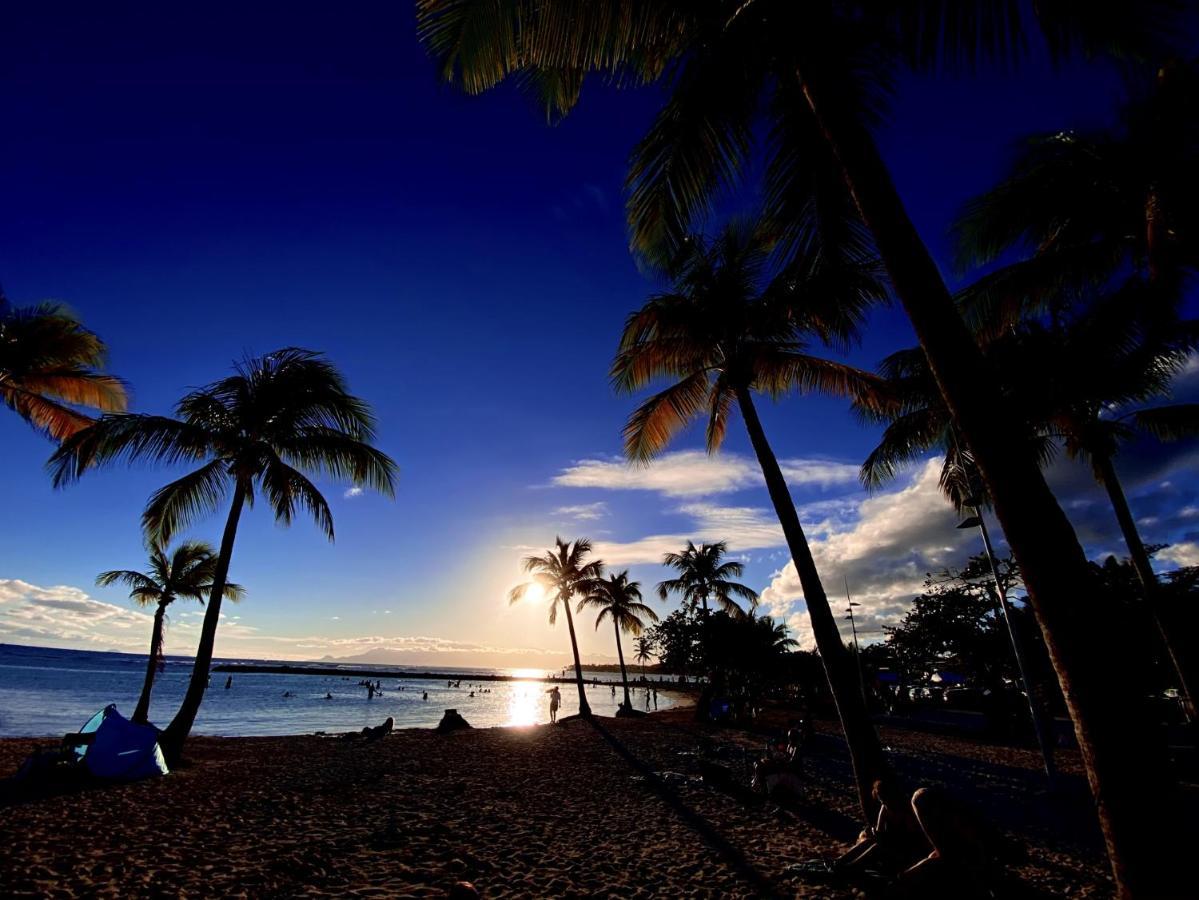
<box><xmin>897</xmin><ymin>786</ymin><xmax>993</xmax><ymax>898</ymax></box>
<box><xmin>547</xmin><ymin>686</ymin><xmax>561</xmax><ymax>723</ymax></box>
<box><xmin>834</xmin><ymin>778</ymin><xmax>928</xmax><ymax>875</ymax></box>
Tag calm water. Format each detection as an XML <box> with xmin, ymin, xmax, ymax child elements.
<box><xmin>0</xmin><ymin>645</ymin><xmax>684</xmax><ymax>737</ymax></box>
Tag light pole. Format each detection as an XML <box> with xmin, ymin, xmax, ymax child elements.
<box><xmin>844</xmin><ymin>578</ymin><xmax>869</xmax><ymax>710</ymax></box>
<box><xmin>958</xmin><ymin>505</ymin><xmax>1059</xmax><ymax>788</ymax></box>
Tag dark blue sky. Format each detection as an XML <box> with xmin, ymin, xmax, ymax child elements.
<box><xmin>3</xmin><ymin>3</ymin><xmax>1191</xmax><ymax>663</ymax></box>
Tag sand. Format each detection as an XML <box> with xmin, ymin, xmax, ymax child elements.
<box><xmin>0</xmin><ymin>709</ymin><xmax>1118</xmax><ymax>897</ymax></box>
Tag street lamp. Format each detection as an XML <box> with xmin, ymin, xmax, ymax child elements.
<box><xmin>843</xmin><ymin>579</ymin><xmax>868</xmax><ymax>709</ymax></box>
<box><xmin>958</xmin><ymin>501</ymin><xmax>1058</xmax><ymax>788</ymax></box>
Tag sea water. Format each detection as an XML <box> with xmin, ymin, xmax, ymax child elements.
<box><xmin>0</xmin><ymin>644</ymin><xmax>683</xmax><ymax>737</ymax></box>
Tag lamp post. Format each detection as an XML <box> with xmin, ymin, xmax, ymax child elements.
<box><xmin>844</xmin><ymin>578</ymin><xmax>869</xmax><ymax>710</ymax></box>
<box><xmin>958</xmin><ymin>505</ymin><xmax>1058</xmax><ymax>787</ymax></box>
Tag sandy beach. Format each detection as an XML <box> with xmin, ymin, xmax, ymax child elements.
<box><xmin>0</xmin><ymin>708</ymin><xmax>1116</xmax><ymax>898</ymax></box>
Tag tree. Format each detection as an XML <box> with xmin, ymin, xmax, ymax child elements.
<box><xmin>97</xmin><ymin>541</ymin><xmax>245</xmax><ymax>724</ymax></box>
<box><xmin>579</xmin><ymin>570</ymin><xmax>659</xmax><ymax>711</ymax></box>
<box><xmin>658</xmin><ymin>541</ymin><xmax>758</xmax><ymax>620</ymax></box>
<box><xmin>858</xmin><ymin>305</ymin><xmax>1199</xmax><ymax>720</ymax></box>
<box><xmin>633</xmin><ymin>634</ymin><xmax>656</xmax><ymax>677</ymax></box>
<box><xmin>414</xmin><ymin>5</ymin><xmax>1188</xmax><ymax>889</ymax></box>
<box><xmin>613</xmin><ymin>221</ymin><xmax>888</xmax><ymax>820</ymax></box>
<box><xmin>954</xmin><ymin>59</ymin><xmax>1199</xmax><ymax>323</ymax></box>
<box><xmin>647</xmin><ymin>609</ymin><xmax>703</xmax><ymax>678</ymax></box>
<box><xmin>509</xmin><ymin>537</ymin><xmax>604</xmax><ymax>718</ymax></box>
<box><xmin>705</xmin><ymin>612</ymin><xmax>800</xmax><ymax>719</ymax></box>
<box><xmin>0</xmin><ymin>294</ymin><xmax>127</xmax><ymax>442</ymax></box>
<box><xmin>49</xmin><ymin>348</ymin><xmax>396</xmax><ymax>760</ymax></box>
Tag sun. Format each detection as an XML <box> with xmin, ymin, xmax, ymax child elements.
<box><xmin>518</xmin><ymin>582</ymin><xmax>545</xmax><ymax>605</ymax></box>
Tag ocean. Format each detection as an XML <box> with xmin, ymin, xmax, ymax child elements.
<box><xmin>0</xmin><ymin>644</ymin><xmax>684</xmax><ymax>737</ymax></box>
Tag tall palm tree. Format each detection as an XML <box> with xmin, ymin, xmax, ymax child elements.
<box><xmin>658</xmin><ymin>541</ymin><xmax>758</xmax><ymax>620</ymax></box>
<box><xmin>510</xmin><ymin>537</ymin><xmax>604</xmax><ymax>718</ymax></box>
<box><xmin>633</xmin><ymin>635</ymin><xmax>655</xmax><ymax>678</ymax></box>
<box><xmin>414</xmin><ymin>6</ymin><xmax>1187</xmax><ymax>889</ymax></box>
<box><xmin>49</xmin><ymin>348</ymin><xmax>396</xmax><ymax>759</ymax></box>
<box><xmin>954</xmin><ymin>59</ymin><xmax>1199</xmax><ymax>325</ymax></box>
<box><xmin>97</xmin><ymin>541</ymin><xmax>245</xmax><ymax>725</ymax></box>
<box><xmin>613</xmin><ymin>221</ymin><xmax>889</xmax><ymax>820</ymax></box>
<box><xmin>579</xmin><ymin>570</ymin><xmax>659</xmax><ymax>711</ymax></box>
<box><xmin>859</xmin><ymin>303</ymin><xmax>1199</xmax><ymax>722</ymax></box>
<box><xmin>0</xmin><ymin>294</ymin><xmax>127</xmax><ymax>442</ymax></box>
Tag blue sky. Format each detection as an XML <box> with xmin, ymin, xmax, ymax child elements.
<box><xmin>2</xmin><ymin>3</ymin><xmax>1196</xmax><ymax>666</ymax></box>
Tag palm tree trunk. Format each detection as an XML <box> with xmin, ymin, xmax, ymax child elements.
<box><xmin>561</xmin><ymin>596</ymin><xmax>592</xmax><ymax>717</ymax></box>
<box><xmin>1094</xmin><ymin>452</ymin><xmax>1197</xmax><ymax>721</ymax></box>
<box><xmin>795</xmin><ymin>66</ymin><xmax>1183</xmax><ymax>895</ymax></box>
<box><xmin>132</xmin><ymin>602</ymin><xmax>167</xmax><ymax>724</ymax></box>
<box><xmin>735</xmin><ymin>386</ymin><xmax>887</xmax><ymax>822</ymax></box>
<box><xmin>614</xmin><ymin>620</ymin><xmax>632</xmax><ymax>710</ymax></box>
<box><xmin>160</xmin><ymin>481</ymin><xmax>247</xmax><ymax>761</ymax></box>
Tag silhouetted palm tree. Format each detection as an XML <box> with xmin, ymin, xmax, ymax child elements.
<box><xmin>955</xmin><ymin>59</ymin><xmax>1199</xmax><ymax>324</ymax></box>
<box><xmin>613</xmin><ymin>221</ymin><xmax>888</xmax><ymax>817</ymax></box>
<box><xmin>415</xmin><ymin>6</ymin><xmax>1188</xmax><ymax>884</ymax></box>
<box><xmin>510</xmin><ymin>537</ymin><xmax>604</xmax><ymax>718</ymax></box>
<box><xmin>659</xmin><ymin>541</ymin><xmax>758</xmax><ymax>620</ymax></box>
<box><xmin>0</xmin><ymin>294</ymin><xmax>126</xmax><ymax>442</ymax></box>
<box><xmin>634</xmin><ymin>635</ymin><xmax>655</xmax><ymax>678</ymax></box>
<box><xmin>98</xmin><ymin>541</ymin><xmax>245</xmax><ymax>724</ymax></box>
<box><xmin>50</xmin><ymin>348</ymin><xmax>396</xmax><ymax>759</ymax></box>
<box><xmin>860</xmin><ymin>301</ymin><xmax>1199</xmax><ymax>722</ymax></box>
<box><xmin>579</xmin><ymin>570</ymin><xmax>659</xmax><ymax>711</ymax></box>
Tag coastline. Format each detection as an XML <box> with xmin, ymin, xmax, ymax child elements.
<box><xmin>1</xmin><ymin>709</ymin><xmax>1111</xmax><ymax>897</ymax></box>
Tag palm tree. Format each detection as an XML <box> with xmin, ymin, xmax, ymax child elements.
<box><xmin>97</xmin><ymin>541</ymin><xmax>245</xmax><ymax>724</ymax></box>
<box><xmin>509</xmin><ymin>537</ymin><xmax>604</xmax><ymax>718</ymax></box>
<box><xmin>414</xmin><ymin>6</ymin><xmax>1187</xmax><ymax>889</ymax></box>
<box><xmin>613</xmin><ymin>221</ymin><xmax>889</xmax><ymax>820</ymax></box>
<box><xmin>0</xmin><ymin>294</ymin><xmax>127</xmax><ymax>442</ymax></box>
<box><xmin>859</xmin><ymin>302</ymin><xmax>1199</xmax><ymax>723</ymax></box>
<box><xmin>579</xmin><ymin>570</ymin><xmax>659</xmax><ymax>711</ymax></box>
<box><xmin>49</xmin><ymin>348</ymin><xmax>396</xmax><ymax>760</ymax></box>
<box><xmin>954</xmin><ymin>59</ymin><xmax>1199</xmax><ymax>324</ymax></box>
<box><xmin>633</xmin><ymin>635</ymin><xmax>655</xmax><ymax>678</ymax></box>
<box><xmin>658</xmin><ymin>541</ymin><xmax>758</xmax><ymax>621</ymax></box>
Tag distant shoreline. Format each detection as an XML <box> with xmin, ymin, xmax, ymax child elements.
<box><xmin>211</xmin><ymin>661</ymin><xmax>703</xmax><ymax>690</ymax></box>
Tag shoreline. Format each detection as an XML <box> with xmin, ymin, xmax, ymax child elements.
<box><xmin>210</xmin><ymin>662</ymin><xmax>704</xmax><ymax>690</ymax></box>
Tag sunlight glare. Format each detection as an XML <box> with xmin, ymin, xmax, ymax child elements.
<box><xmin>505</xmin><ymin>680</ymin><xmax>544</xmax><ymax>727</ymax></box>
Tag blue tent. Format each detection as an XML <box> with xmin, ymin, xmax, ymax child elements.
<box><xmin>79</xmin><ymin>705</ymin><xmax>169</xmax><ymax>780</ymax></box>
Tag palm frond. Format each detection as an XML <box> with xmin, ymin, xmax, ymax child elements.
<box><xmin>142</xmin><ymin>460</ymin><xmax>230</xmax><ymax>544</ymax></box>
<box><xmin>622</xmin><ymin>370</ymin><xmax>711</xmax><ymax>462</ymax></box>
<box><xmin>260</xmin><ymin>457</ymin><xmax>335</xmax><ymax>541</ymax></box>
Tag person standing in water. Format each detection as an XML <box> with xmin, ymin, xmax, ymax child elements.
<box><xmin>225</xmin><ymin>675</ymin><xmax>232</xmax><ymax>690</ymax></box>
<box><xmin>547</xmin><ymin>686</ymin><xmax>561</xmax><ymax>724</ymax></box>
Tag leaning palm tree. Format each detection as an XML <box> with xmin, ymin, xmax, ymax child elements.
<box><xmin>510</xmin><ymin>537</ymin><xmax>604</xmax><ymax>718</ymax></box>
<box><xmin>659</xmin><ymin>541</ymin><xmax>758</xmax><ymax>620</ymax></box>
<box><xmin>860</xmin><ymin>303</ymin><xmax>1199</xmax><ymax>724</ymax></box>
<box><xmin>0</xmin><ymin>294</ymin><xmax>127</xmax><ymax>442</ymax></box>
<box><xmin>415</xmin><ymin>6</ymin><xmax>1187</xmax><ymax>888</ymax></box>
<box><xmin>613</xmin><ymin>220</ymin><xmax>888</xmax><ymax>819</ymax></box>
<box><xmin>633</xmin><ymin>635</ymin><xmax>655</xmax><ymax>678</ymax></box>
<box><xmin>954</xmin><ymin>59</ymin><xmax>1199</xmax><ymax>328</ymax></box>
<box><xmin>579</xmin><ymin>570</ymin><xmax>659</xmax><ymax>711</ymax></box>
<box><xmin>50</xmin><ymin>348</ymin><xmax>396</xmax><ymax>759</ymax></box>
<box><xmin>98</xmin><ymin>541</ymin><xmax>245</xmax><ymax>724</ymax></box>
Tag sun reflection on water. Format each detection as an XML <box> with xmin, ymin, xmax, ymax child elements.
<box><xmin>505</xmin><ymin>680</ymin><xmax>545</xmax><ymax>727</ymax></box>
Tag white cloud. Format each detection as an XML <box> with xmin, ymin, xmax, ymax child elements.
<box><xmin>551</xmin><ymin>450</ymin><xmax>858</xmax><ymax>498</ymax></box>
<box><xmin>759</xmin><ymin>460</ymin><xmax>971</xmax><ymax>650</ymax></box>
<box><xmin>592</xmin><ymin>502</ymin><xmax>787</xmax><ymax>566</ymax></box>
<box><xmin>552</xmin><ymin>502</ymin><xmax>609</xmax><ymax>521</ymax></box>
<box><xmin>1159</xmin><ymin>541</ymin><xmax>1199</xmax><ymax>568</ymax></box>
<box><xmin>343</xmin><ymin>485</ymin><xmax>365</xmax><ymax>499</ymax></box>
